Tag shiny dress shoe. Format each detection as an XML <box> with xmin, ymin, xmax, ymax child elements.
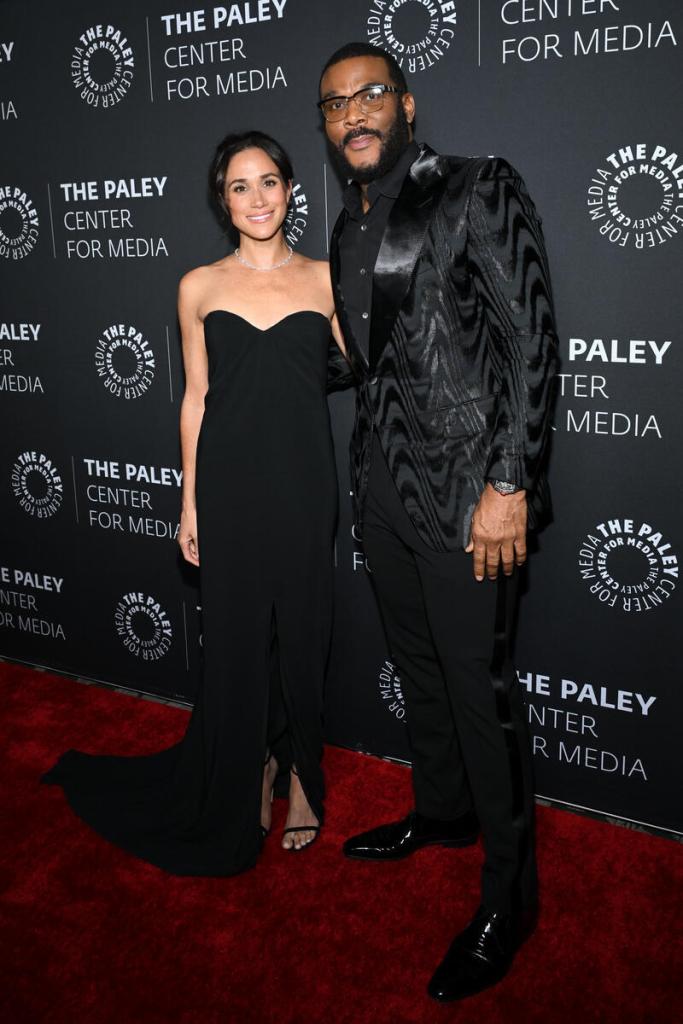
<box><xmin>428</xmin><ymin>904</ymin><xmax>537</xmax><ymax>1002</ymax></box>
<box><xmin>342</xmin><ymin>809</ymin><xmax>478</xmax><ymax>861</ymax></box>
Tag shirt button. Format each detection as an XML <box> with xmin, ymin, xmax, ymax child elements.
<box><xmin>359</xmin><ymin>268</ymin><xmax>367</xmax><ymax>275</ymax></box>
<box><xmin>360</xmin><ymin>224</ymin><xmax>367</xmax><ymax>232</ymax></box>
<box><xmin>361</xmin><ymin>312</ymin><xmax>369</xmax><ymax>320</ymax></box>
<box><xmin>369</xmin><ymin>376</ymin><xmax>378</xmax><ymax>385</ymax></box>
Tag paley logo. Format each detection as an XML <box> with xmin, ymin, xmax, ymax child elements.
<box><xmin>114</xmin><ymin>591</ymin><xmax>172</xmax><ymax>661</ymax></box>
<box><xmin>555</xmin><ymin>333</ymin><xmax>672</xmax><ymax>440</ymax></box>
<box><xmin>578</xmin><ymin>518</ymin><xmax>678</xmax><ymax>613</ymax></box>
<box><xmin>0</xmin><ymin>565</ymin><xmax>67</xmax><ymax>640</ymax></box>
<box><xmin>1</xmin><ymin>42</ymin><xmax>16</xmax><ymax>121</ymax></box>
<box><xmin>367</xmin><ymin>0</ymin><xmax>457</xmax><ymax>73</ymax></box>
<box><xmin>378</xmin><ymin>658</ymin><xmax>406</xmax><ymax>722</ymax></box>
<box><xmin>567</xmin><ymin>337</ymin><xmax>671</xmax><ymax>366</ymax></box>
<box><xmin>587</xmin><ymin>143</ymin><xmax>683</xmax><ymax>250</ymax></box>
<box><xmin>95</xmin><ymin>324</ymin><xmax>155</xmax><ymax>399</ymax></box>
<box><xmin>284</xmin><ymin>182</ymin><xmax>309</xmax><ymax>248</ymax></box>
<box><xmin>71</xmin><ymin>24</ymin><xmax>134</xmax><ymax>108</ymax></box>
<box><xmin>11</xmin><ymin>451</ymin><xmax>63</xmax><ymax>518</ymax></box>
<box><xmin>0</xmin><ymin>186</ymin><xmax>39</xmax><ymax>260</ymax></box>
<box><xmin>59</xmin><ymin>176</ymin><xmax>169</xmax><ymax>260</ymax></box>
<box><xmin>0</xmin><ymin>321</ymin><xmax>44</xmax><ymax>396</ymax></box>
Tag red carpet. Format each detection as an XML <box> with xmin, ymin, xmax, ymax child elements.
<box><xmin>0</xmin><ymin>662</ymin><xmax>681</xmax><ymax>1024</ymax></box>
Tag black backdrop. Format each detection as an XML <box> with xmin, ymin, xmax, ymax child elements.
<box><xmin>2</xmin><ymin>0</ymin><xmax>681</xmax><ymax>836</ymax></box>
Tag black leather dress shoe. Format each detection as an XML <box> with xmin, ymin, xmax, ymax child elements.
<box><xmin>427</xmin><ymin>904</ymin><xmax>537</xmax><ymax>1002</ymax></box>
<box><xmin>342</xmin><ymin>809</ymin><xmax>478</xmax><ymax>861</ymax></box>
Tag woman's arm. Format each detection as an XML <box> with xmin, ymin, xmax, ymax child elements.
<box><xmin>177</xmin><ymin>269</ymin><xmax>209</xmax><ymax>566</ymax></box>
<box><xmin>318</xmin><ymin>261</ymin><xmax>355</xmax><ymax>393</ymax></box>
<box><xmin>327</xmin><ymin>312</ymin><xmax>355</xmax><ymax>394</ymax></box>
<box><xmin>330</xmin><ymin>311</ymin><xmax>347</xmax><ymax>357</ymax></box>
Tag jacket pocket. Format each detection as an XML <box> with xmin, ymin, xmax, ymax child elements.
<box><xmin>418</xmin><ymin>393</ymin><xmax>498</xmax><ymax>440</ymax></box>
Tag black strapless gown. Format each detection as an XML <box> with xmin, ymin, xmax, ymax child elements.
<box><xmin>42</xmin><ymin>310</ymin><xmax>338</xmax><ymax>876</ymax></box>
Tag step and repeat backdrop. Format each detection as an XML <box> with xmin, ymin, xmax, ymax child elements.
<box><xmin>1</xmin><ymin>0</ymin><xmax>681</xmax><ymax>835</ymax></box>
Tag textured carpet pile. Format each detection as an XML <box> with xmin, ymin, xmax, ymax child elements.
<box><xmin>0</xmin><ymin>661</ymin><xmax>681</xmax><ymax>1023</ymax></box>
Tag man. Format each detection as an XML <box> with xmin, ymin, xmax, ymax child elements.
<box><xmin>320</xmin><ymin>42</ymin><xmax>559</xmax><ymax>1001</ymax></box>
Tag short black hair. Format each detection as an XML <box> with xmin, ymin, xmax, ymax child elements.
<box><xmin>210</xmin><ymin>130</ymin><xmax>293</xmax><ymax>222</ymax></box>
<box><xmin>319</xmin><ymin>42</ymin><xmax>408</xmax><ymax>95</ymax></box>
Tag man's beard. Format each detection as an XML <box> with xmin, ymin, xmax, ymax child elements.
<box><xmin>331</xmin><ymin>104</ymin><xmax>411</xmax><ymax>184</ymax></box>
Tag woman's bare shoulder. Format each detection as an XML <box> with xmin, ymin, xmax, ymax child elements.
<box><xmin>312</xmin><ymin>258</ymin><xmax>333</xmax><ymax>294</ymax></box>
<box><xmin>178</xmin><ymin>258</ymin><xmax>231</xmax><ymax>303</ymax></box>
<box><xmin>296</xmin><ymin>256</ymin><xmax>332</xmax><ymax>287</ymax></box>
<box><xmin>293</xmin><ymin>254</ymin><xmax>329</xmax><ymax>271</ymax></box>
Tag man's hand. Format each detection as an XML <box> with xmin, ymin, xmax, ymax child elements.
<box><xmin>466</xmin><ymin>484</ymin><xmax>527</xmax><ymax>581</ymax></box>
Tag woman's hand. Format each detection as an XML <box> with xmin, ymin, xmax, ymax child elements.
<box><xmin>178</xmin><ymin>506</ymin><xmax>200</xmax><ymax>566</ymax></box>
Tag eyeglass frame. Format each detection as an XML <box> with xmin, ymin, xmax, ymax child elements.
<box><xmin>317</xmin><ymin>83</ymin><xmax>404</xmax><ymax>123</ymax></box>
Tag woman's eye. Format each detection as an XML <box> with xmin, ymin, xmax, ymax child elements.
<box><xmin>264</xmin><ymin>179</ymin><xmax>278</xmax><ymax>187</ymax></box>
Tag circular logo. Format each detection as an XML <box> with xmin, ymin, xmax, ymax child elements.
<box><xmin>95</xmin><ymin>324</ymin><xmax>155</xmax><ymax>399</ymax></box>
<box><xmin>378</xmin><ymin>659</ymin><xmax>406</xmax><ymax>721</ymax></box>
<box><xmin>578</xmin><ymin>518</ymin><xmax>679</xmax><ymax>613</ymax></box>
<box><xmin>114</xmin><ymin>592</ymin><xmax>173</xmax><ymax>661</ymax></box>
<box><xmin>0</xmin><ymin>187</ymin><xmax>39</xmax><ymax>260</ymax></box>
<box><xmin>284</xmin><ymin>181</ymin><xmax>309</xmax><ymax>248</ymax></box>
<box><xmin>587</xmin><ymin>143</ymin><xmax>683</xmax><ymax>250</ymax></box>
<box><xmin>71</xmin><ymin>24</ymin><xmax>135</xmax><ymax>109</ymax></box>
<box><xmin>11</xmin><ymin>451</ymin><xmax>63</xmax><ymax>518</ymax></box>
<box><xmin>366</xmin><ymin>0</ymin><xmax>458</xmax><ymax>74</ymax></box>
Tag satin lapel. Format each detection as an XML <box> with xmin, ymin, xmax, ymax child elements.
<box><xmin>329</xmin><ymin>209</ymin><xmax>368</xmax><ymax>375</ymax></box>
<box><xmin>369</xmin><ymin>150</ymin><xmax>448</xmax><ymax>371</ymax></box>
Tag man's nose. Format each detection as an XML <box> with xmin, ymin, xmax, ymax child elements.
<box><xmin>343</xmin><ymin>99</ymin><xmax>367</xmax><ymax>129</ymax></box>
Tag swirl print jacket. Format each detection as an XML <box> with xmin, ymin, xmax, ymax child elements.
<box><xmin>329</xmin><ymin>144</ymin><xmax>560</xmax><ymax>553</ymax></box>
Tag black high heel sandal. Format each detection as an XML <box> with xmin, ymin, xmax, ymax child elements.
<box><xmin>282</xmin><ymin>824</ymin><xmax>321</xmax><ymax>850</ymax></box>
<box><xmin>282</xmin><ymin>766</ymin><xmax>320</xmax><ymax>852</ymax></box>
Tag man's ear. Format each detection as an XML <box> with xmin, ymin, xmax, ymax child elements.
<box><xmin>402</xmin><ymin>91</ymin><xmax>416</xmax><ymax>127</ymax></box>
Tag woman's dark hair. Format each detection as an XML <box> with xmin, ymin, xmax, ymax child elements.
<box><xmin>210</xmin><ymin>130</ymin><xmax>294</xmax><ymax>224</ymax></box>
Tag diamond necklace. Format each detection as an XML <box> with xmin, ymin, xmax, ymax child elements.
<box><xmin>234</xmin><ymin>245</ymin><xmax>294</xmax><ymax>271</ymax></box>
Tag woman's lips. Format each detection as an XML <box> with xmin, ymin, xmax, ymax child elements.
<box><xmin>247</xmin><ymin>211</ymin><xmax>274</xmax><ymax>222</ymax></box>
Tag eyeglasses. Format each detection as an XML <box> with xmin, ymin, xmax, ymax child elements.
<box><xmin>317</xmin><ymin>84</ymin><xmax>403</xmax><ymax>123</ymax></box>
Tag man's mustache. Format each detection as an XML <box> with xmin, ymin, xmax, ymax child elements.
<box><xmin>341</xmin><ymin>127</ymin><xmax>383</xmax><ymax>148</ymax></box>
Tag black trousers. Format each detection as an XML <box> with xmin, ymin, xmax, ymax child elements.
<box><xmin>362</xmin><ymin>434</ymin><xmax>538</xmax><ymax>913</ymax></box>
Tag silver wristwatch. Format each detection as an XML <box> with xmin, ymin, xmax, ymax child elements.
<box><xmin>491</xmin><ymin>479</ymin><xmax>520</xmax><ymax>495</ymax></box>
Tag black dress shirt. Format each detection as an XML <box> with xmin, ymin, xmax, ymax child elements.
<box><xmin>337</xmin><ymin>140</ymin><xmax>420</xmax><ymax>362</ymax></box>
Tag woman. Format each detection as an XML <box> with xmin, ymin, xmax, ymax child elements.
<box><xmin>43</xmin><ymin>131</ymin><xmax>347</xmax><ymax>874</ymax></box>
